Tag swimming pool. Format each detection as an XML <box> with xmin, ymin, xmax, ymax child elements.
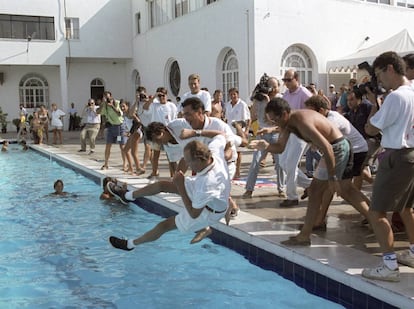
<box><xmin>0</xmin><ymin>149</ymin><xmax>343</xmax><ymax>308</ymax></box>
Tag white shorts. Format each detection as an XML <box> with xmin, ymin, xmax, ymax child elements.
<box><xmin>175</xmin><ymin>208</ymin><xmax>216</xmax><ymax>233</ymax></box>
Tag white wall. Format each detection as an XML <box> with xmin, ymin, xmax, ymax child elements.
<box><xmin>0</xmin><ymin>0</ymin><xmax>133</xmax><ymax>130</ymax></box>
<box><xmin>0</xmin><ymin>0</ymin><xmax>132</xmax><ymax>65</ymax></box>
<box><xmin>0</xmin><ymin>65</ymin><xmax>60</xmax><ymax>130</ymax></box>
<box><xmin>130</xmin><ymin>0</ymin><xmax>414</xmax><ymax>100</ymax></box>
<box><xmin>66</xmin><ymin>60</ymin><xmax>130</xmax><ymax>107</ymax></box>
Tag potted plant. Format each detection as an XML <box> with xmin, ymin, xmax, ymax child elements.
<box><xmin>0</xmin><ymin>107</ymin><xmax>8</xmax><ymax>133</ymax></box>
<box><xmin>13</xmin><ymin>118</ymin><xmax>20</xmax><ymax>132</ymax></box>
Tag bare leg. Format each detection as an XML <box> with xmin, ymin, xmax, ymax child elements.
<box><xmin>190</xmin><ymin>227</ymin><xmax>212</xmax><ymax>244</ymax></box>
<box><xmin>234</xmin><ymin>151</ymin><xmax>241</xmax><ymax>179</ymax></box>
<box><xmin>150</xmin><ymin>150</ymin><xmax>160</xmax><ymax>176</ymax></box>
<box><xmin>103</xmin><ymin>143</ymin><xmax>112</xmax><ymax>168</ymax></box>
<box><xmin>132</xmin><ymin>216</ymin><xmax>177</xmax><ymax>246</ymax></box>
<box><xmin>399</xmin><ymin>207</ymin><xmax>414</xmax><ymax>244</ymax></box>
<box><xmin>283</xmin><ymin>179</ymin><xmax>327</xmax><ymax>244</ymax></box>
<box><xmin>339</xmin><ymin>179</ymin><xmax>370</xmax><ymax>219</ymax></box>
<box><xmin>314</xmin><ymin>190</ymin><xmax>334</xmax><ymax>227</ymax></box>
<box><xmin>368</xmin><ymin>210</ymin><xmax>394</xmax><ymax>253</ymax></box>
<box><xmin>58</xmin><ymin>130</ymin><xmax>63</xmax><ymax>144</ymax></box>
<box><xmin>53</xmin><ymin>129</ymin><xmax>57</xmax><ymax>144</ymax></box>
<box><xmin>168</xmin><ymin>162</ymin><xmax>177</xmax><ymax>177</ymax></box>
<box><xmin>142</xmin><ymin>143</ymin><xmax>152</xmax><ymax>169</ymax></box>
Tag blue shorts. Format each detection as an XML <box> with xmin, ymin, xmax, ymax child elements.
<box><xmin>314</xmin><ymin>137</ymin><xmax>352</xmax><ymax>181</ymax></box>
<box><xmin>105</xmin><ymin>124</ymin><xmax>127</xmax><ymax>144</ymax></box>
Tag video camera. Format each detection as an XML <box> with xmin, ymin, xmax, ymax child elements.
<box><xmin>357</xmin><ymin>61</ymin><xmax>385</xmax><ymax>95</ymax></box>
<box><xmin>250</xmin><ymin>73</ymin><xmax>273</xmax><ymax>101</ymax></box>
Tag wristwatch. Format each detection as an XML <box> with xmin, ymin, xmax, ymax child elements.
<box><xmin>195</xmin><ymin>129</ymin><xmax>202</xmax><ymax>137</ymax></box>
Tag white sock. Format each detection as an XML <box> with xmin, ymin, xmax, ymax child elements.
<box><xmin>125</xmin><ymin>191</ymin><xmax>134</xmax><ymax>201</ymax></box>
<box><xmin>127</xmin><ymin>239</ymin><xmax>136</xmax><ymax>249</ymax></box>
<box><xmin>383</xmin><ymin>252</ymin><xmax>398</xmax><ymax>270</ymax></box>
<box><xmin>409</xmin><ymin>244</ymin><xmax>414</xmax><ymax>257</ymax></box>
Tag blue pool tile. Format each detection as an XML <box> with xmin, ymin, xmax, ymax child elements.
<box><xmin>293</xmin><ymin>264</ymin><xmax>305</xmax><ymax>287</ymax></box>
<box><xmin>352</xmin><ymin>289</ymin><xmax>367</xmax><ymax>308</ymax></box>
<box><xmin>326</xmin><ymin>278</ymin><xmax>340</xmax><ymax>304</ymax></box>
<box><xmin>302</xmin><ymin>268</ymin><xmax>316</xmax><ymax>294</ymax></box>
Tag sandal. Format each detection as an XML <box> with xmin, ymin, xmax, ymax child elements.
<box><xmin>136</xmin><ymin>168</ymin><xmax>145</xmax><ymax>176</ymax></box>
<box><xmin>281</xmin><ymin>236</ymin><xmax>311</xmax><ymax>246</ymax></box>
<box><xmin>230</xmin><ymin>208</ymin><xmax>240</xmax><ymax>218</ymax></box>
<box><xmin>100</xmin><ymin>165</ymin><xmax>108</xmax><ymax>170</ymax></box>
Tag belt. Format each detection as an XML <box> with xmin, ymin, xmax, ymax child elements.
<box><xmin>330</xmin><ymin>136</ymin><xmax>345</xmax><ymax>145</ymax></box>
<box><xmin>205</xmin><ymin>205</ymin><xmax>226</xmax><ymax>214</ymax></box>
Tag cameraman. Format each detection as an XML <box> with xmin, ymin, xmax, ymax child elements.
<box><xmin>97</xmin><ymin>91</ymin><xmax>124</xmax><ymax>170</ymax></box>
<box><xmin>133</xmin><ymin>86</ymin><xmax>152</xmax><ymax>171</ymax></box>
<box><xmin>243</xmin><ymin>76</ymin><xmax>286</xmax><ymax>199</ymax></box>
<box><xmin>78</xmin><ymin>99</ymin><xmax>101</xmax><ymax>154</ymax></box>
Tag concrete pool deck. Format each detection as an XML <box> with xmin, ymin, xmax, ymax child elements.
<box><xmin>3</xmin><ymin>131</ymin><xmax>413</xmax><ymax>308</ymax></box>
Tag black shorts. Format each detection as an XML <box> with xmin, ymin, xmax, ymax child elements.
<box><xmin>350</xmin><ymin>151</ymin><xmax>367</xmax><ymax>177</ymax></box>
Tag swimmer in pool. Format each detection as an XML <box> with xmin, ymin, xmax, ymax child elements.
<box><xmin>50</xmin><ymin>179</ymin><xmax>68</xmax><ymax>196</ymax></box>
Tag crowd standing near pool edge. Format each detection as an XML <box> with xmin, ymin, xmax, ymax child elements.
<box><xmin>3</xmin><ymin>52</ymin><xmax>413</xmax><ymax>284</ymax></box>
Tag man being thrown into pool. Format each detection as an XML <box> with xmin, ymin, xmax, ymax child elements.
<box><xmin>249</xmin><ymin>97</ymin><xmax>352</xmax><ymax>246</ymax></box>
<box><xmin>108</xmin><ymin>135</ymin><xmax>231</xmax><ymax>251</ymax></box>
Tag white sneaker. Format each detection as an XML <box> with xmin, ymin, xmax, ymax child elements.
<box><xmin>362</xmin><ymin>264</ymin><xmax>400</xmax><ymax>282</ymax></box>
<box><xmin>397</xmin><ymin>251</ymin><xmax>414</xmax><ymax>268</ymax></box>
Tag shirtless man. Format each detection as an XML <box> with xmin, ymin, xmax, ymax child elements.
<box><xmin>249</xmin><ymin>97</ymin><xmax>352</xmax><ymax>246</ymax></box>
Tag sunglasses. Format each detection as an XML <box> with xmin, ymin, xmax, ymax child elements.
<box><xmin>157</xmin><ymin>94</ymin><xmax>166</xmax><ymax>98</ymax></box>
<box><xmin>282</xmin><ymin>78</ymin><xmax>293</xmax><ymax>82</ymax></box>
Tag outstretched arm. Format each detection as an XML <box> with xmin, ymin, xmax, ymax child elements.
<box><xmin>249</xmin><ymin>128</ymin><xmax>290</xmax><ymax>153</ymax></box>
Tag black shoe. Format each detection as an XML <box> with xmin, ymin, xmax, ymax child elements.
<box><xmin>107</xmin><ymin>182</ymin><xmax>129</xmax><ymax>205</ymax></box>
<box><xmin>78</xmin><ymin>149</ymin><xmax>86</xmax><ymax>152</ymax></box>
<box><xmin>279</xmin><ymin>199</ymin><xmax>299</xmax><ymax>207</ymax></box>
<box><xmin>109</xmin><ymin>236</ymin><xmax>133</xmax><ymax>251</ymax></box>
<box><xmin>300</xmin><ymin>188</ymin><xmax>308</xmax><ymax>200</ymax></box>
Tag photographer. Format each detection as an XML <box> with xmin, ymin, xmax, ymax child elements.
<box><xmin>78</xmin><ymin>99</ymin><xmax>101</xmax><ymax>154</ymax></box>
<box><xmin>361</xmin><ymin>51</ymin><xmax>414</xmax><ymax>282</ymax></box>
<box><xmin>97</xmin><ymin>91</ymin><xmax>124</xmax><ymax>170</ymax></box>
<box><xmin>242</xmin><ymin>75</ymin><xmax>286</xmax><ymax>199</ymax></box>
<box><xmin>130</xmin><ymin>86</ymin><xmax>152</xmax><ymax>172</ymax></box>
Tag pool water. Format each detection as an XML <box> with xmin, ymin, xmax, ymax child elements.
<box><xmin>0</xmin><ymin>149</ymin><xmax>343</xmax><ymax>308</ymax></box>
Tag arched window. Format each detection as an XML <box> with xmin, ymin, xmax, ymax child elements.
<box><xmin>221</xmin><ymin>49</ymin><xmax>239</xmax><ymax>102</ymax></box>
<box><xmin>280</xmin><ymin>45</ymin><xmax>313</xmax><ymax>85</ymax></box>
<box><xmin>90</xmin><ymin>78</ymin><xmax>105</xmax><ymax>101</ymax></box>
<box><xmin>19</xmin><ymin>73</ymin><xmax>49</xmax><ymax>108</ymax></box>
<box><xmin>169</xmin><ymin>60</ymin><xmax>181</xmax><ymax>97</ymax></box>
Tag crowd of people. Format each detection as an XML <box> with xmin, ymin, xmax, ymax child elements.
<box><xmin>9</xmin><ymin>52</ymin><xmax>414</xmax><ymax>284</ymax></box>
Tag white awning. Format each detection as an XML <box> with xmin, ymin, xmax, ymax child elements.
<box><xmin>326</xmin><ymin>29</ymin><xmax>414</xmax><ymax>72</ymax></box>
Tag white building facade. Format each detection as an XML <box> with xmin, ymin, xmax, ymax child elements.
<box><xmin>1</xmin><ymin>0</ymin><xmax>414</xmax><ymax>130</ymax></box>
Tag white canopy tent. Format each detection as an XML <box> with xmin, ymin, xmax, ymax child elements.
<box><xmin>327</xmin><ymin>29</ymin><xmax>414</xmax><ymax>72</ymax></box>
